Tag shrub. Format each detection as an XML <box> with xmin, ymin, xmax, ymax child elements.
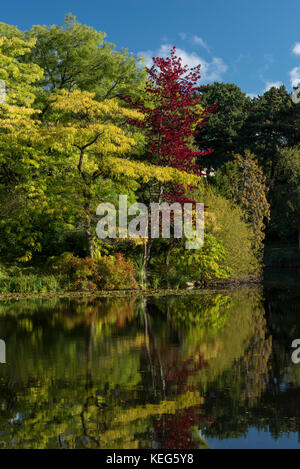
<box><xmin>150</xmin><ymin>234</ymin><xmax>232</xmax><ymax>288</ymax></box>
<box><xmin>50</xmin><ymin>252</ymin><xmax>100</xmax><ymax>290</ymax></box>
<box><xmin>149</xmin><ymin>185</ymin><xmax>259</xmax><ymax>287</ymax></box>
<box><xmin>170</xmin><ymin>234</ymin><xmax>233</xmax><ymax>286</ymax></box>
<box><xmin>50</xmin><ymin>252</ymin><xmax>137</xmax><ymax>290</ymax></box>
<box><xmin>97</xmin><ymin>253</ymin><xmax>138</xmax><ymax>290</ymax></box>
<box><xmin>190</xmin><ymin>185</ymin><xmax>261</xmax><ymax>278</ymax></box>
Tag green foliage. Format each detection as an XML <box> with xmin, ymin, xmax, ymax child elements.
<box><xmin>242</xmin><ymin>85</ymin><xmax>293</xmax><ymax>180</ymax></box>
<box><xmin>195</xmin><ymin>82</ymin><xmax>300</xmax><ymax>251</ymax></box>
<box><xmin>195</xmin><ymin>82</ymin><xmax>250</xmax><ymax>168</ymax></box>
<box><xmin>0</xmin><ymin>17</ymin><xmax>264</xmax><ymax>287</ymax></box>
<box><xmin>190</xmin><ymin>184</ymin><xmax>261</xmax><ymax>277</ymax></box>
<box><xmin>0</xmin><ymin>29</ymin><xmax>46</xmax><ymax>261</ymax></box>
<box><xmin>213</xmin><ymin>151</ymin><xmax>270</xmax><ymax>251</ymax></box>
<box><xmin>26</xmin><ymin>14</ymin><xmax>146</xmax><ymax>100</ymax></box>
<box><xmin>270</xmin><ymin>146</ymin><xmax>300</xmax><ymax>241</ymax></box>
<box><xmin>153</xmin><ymin>234</ymin><xmax>232</xmax><ymax>288</ymax></box>
<box><xmin>0</xmin><ymin>273</ymin><xmax>67</xmax><ymax>293</ymax></box>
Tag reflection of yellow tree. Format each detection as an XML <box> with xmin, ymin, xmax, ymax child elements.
<box><xmin>80</xmin><ymin>390</ymin><xmax>205</xmax><ymax>449</ymax></box>
<box><xmin>164</xmin><ymin>293</ymin><xmax>232</xmax><ymax>328</ymax></box>
<box><xmin>0</xmin><ymin>287</ymin><xmax>272</xmax><ymax>448</ymax></box>
<box><xmin>0</xmin><ymin>372</ymin><xmax>205</xmax><ymax>448</ymax></box>
<box><xmin>150</xmin><ymin>288</ymin><xmax>270</xmax><ymax>398</ymax></box>
<box><xmin>237</xmin><ymin>311</ymin><xmax>272</xmax><ymax>405</ymax></box>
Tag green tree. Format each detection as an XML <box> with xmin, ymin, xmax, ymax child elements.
<box><xmin>242</xmin><ymin>85</ymin><xmax>293</xmax><ymax>184</ymax></box>
<box><xmin>195</xmin><ymin>82</ymin><xmax>250</xmax><ymax>168</ymax></box>
<box><xmin>26</xmin><ymin>14</ymin><xmax>146</xmax><ymax>103</ymax></box>
<box><xmin>271</xmin><ymin>146</ymin><xmax>300</xmax><ymax>244</ymax></box>
<box><xmin>213</xmin><ymin>151</ymin><xmax>270</xmax><ymax>252</ymax></box>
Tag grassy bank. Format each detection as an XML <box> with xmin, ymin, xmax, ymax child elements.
<box><xmin>0</xmin><ymin>283</ymin><xmax>262</xmax><ymax>302</ymax></box>
<box><xmin>0</xmin><ymin>265</ymin><xmax>71</xmax><ymax>294</ymax></box>
<box><xmin>0</xmin><ymin>262</ymin><xmax>260</xmax><ymax>300</ymax></box>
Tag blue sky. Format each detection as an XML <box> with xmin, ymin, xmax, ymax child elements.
<box><xmin>2</xmin><ymin>0</ymin><xmax>300</xmax><ymax>96</ymax></box>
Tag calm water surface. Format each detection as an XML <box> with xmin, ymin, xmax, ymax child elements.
<box><xmin>0</xmin><ymin>270</ymin><xmax>300</xmax><ymax>449</ymax></box>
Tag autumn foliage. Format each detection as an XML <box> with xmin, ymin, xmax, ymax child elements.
<box><xmin>122</xmin><ymin>46</ymin><xmax>216</xmax><ymax>203</ymax></box>
<box><xmin>51</xmin><ymin>252</ymin><xmax>137</xmax><ymax>290</ymax></box>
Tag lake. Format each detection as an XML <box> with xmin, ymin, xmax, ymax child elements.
<box><xmin>0</xmin><ymin>270</ymin><xmax>299</xmax><ymax>449</ymax></box>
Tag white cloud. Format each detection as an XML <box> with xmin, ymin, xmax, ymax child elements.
<box><xmin>202</xmin><ymin>56</ymin><xmax>227</xmax><ymax>81</ymax></box>
<box><xmin>138</xmin><ymin>50</ymin><xmax>155</xmax><ymax>68</ymax></box>
<box><xmin>178</xmin><ymin>33</ymin><xmax>210</xmax><ymax>52</ymax></box>
<box><xmin>138</xmin><ymin>44</ymin><xmax>227</xmax><ymax>83</ymax></box>
<box><xmin>191</xmin><ymin>36</ymin><xmax>210</xmax><ymax>52</ymax></box>
<box><xmin>264</xmin><ymin>81</ymin><xmax>282</xmax><ymax>92</ymax></box>
<box><xmin>290</xmin><ymin>67</ymin><xmax>300</xmax><ymax>88</ymax></box>
<box><xmin>292</xmin><ymin>43</ymin><xmax>300</xmax><ymax>55</ymax></box>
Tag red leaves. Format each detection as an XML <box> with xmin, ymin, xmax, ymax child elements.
<box><xmin>146</xmin><ymin>47</ymin><xmax>214</xmax><ymax>167</ymax></box>
<box><xmin>121</xmin><ymin>46</ymin><xmax>215</xmax><ymax>204</ymax></box>
<box><xmin>152</xmin><ymin>355</ymin><xmax>210</xmax><ymax>449</ymax></box>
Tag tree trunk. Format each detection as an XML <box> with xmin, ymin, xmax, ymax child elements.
<box><xmin>141</xmin><ymin>181</ymin><xmax>163</xmax><ymax>288</ymax></box>
<box><xmin>84</xmin><ymin>214</ymin><xmax>94</xmax><ymax>258</ymax></box>
<box><xmin>165</xmin><ymin>239</ymin><xmax>177</xmax><ymax>269</ymax></box>
<box><xmin>83</xmin><ymin>194</ymin><xmax>94</xmax><ymax>258</ymax></box>
<box><xmin>142</xmin><ymin>239</ymin><xmax>152</xmax><ymax>289</ymax></box>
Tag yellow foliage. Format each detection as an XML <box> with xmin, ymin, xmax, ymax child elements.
<box><xmin>103</xmin><ymin>156</ymin><xmax>202</xmax><ymax>187</ymax></box>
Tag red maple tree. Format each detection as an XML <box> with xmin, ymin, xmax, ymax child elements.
<box><xmin>122</xmin><ymin>46</ymin><xmax>215</xmax><ymax>203</ymax></box>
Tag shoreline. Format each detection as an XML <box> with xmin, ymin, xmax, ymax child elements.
<box><xmin>0</xmin><ymin>277</ymin><xmax>262</xmax><ymax>302</ymax></box>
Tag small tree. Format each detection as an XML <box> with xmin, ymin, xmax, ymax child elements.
<box><xmin>123</xmin><ymin>46</ymin><xmax>215</xmax><ymax>285</ymax></box>
<box><xmin>214</xmin><ymin>150</ymin><xmax>270</xmax><ymax>252</ymax></box>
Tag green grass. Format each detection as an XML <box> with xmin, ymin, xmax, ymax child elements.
<box><xmin>0</xmin><ymin>273</ymin><xmax>70</xmax><ymax>294</ymax></box>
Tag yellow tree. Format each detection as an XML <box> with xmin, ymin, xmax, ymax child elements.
<box><xmin>46</xmin><ymin>89</ymin><xmax>201</xmax><ymax>257</ymax></box>
<box><xmin>0</xmin><ymin>31</ymin><xmax>47</xmax><ymax>261</ymax></box>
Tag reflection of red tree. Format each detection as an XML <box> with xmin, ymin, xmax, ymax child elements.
<box><xmin>166</xmin><ymin>357</ymin><xmax>207</xmax><ymax>388</ymax></box>
<box><xmin>153</xmin><ymin>356</ymin><xmax>214</xmax><ymax>449</ymax></box>
<box><xmin>154</xmin><ymin>407</ymin><xmax>213</xmax><ymax>449</ymax></box>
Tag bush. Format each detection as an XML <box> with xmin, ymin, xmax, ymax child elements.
<box><xmin>50</xmin><ymin>253</ymin><xmax>99</xmax><ymax>290</ymax></box>
<box><xmin>97</xmin><ymin>253</ymin><xmax>138</xmax><ymax>290</ymax></box>
<box><xmin>169</xmin><ymin>234</ymin><xmax>233</xmax><ymax>287</ymax></box>
<box><xmin>190</xmin><ymin>184</ymin><xmax>261</xmax><ymax>278</ymax></box>
<box><xmin>150</xmin><ymin>234</ymin><xmax>232</xmax><ymax>289</ymax></box>
<box><xmin>50</xmin><ymin>252</ymin><xmax>137</xmax><ymax>290</ymax></box>
<box><xmin>149</xmin><ymin>185</ymin><xmax>260</xmax><ymax>288</ymax></box>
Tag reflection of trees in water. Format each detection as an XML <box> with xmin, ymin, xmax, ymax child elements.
<box><xmin>0</xmin><ymin>288</ymin><xmax>283</xmax><ymax>448</ymax></box>
<box><xmin>142</xmin><ymin>298</ymin><xmax>210</xmax><ymax>449</ymax></box>
<box><xmin>139</xmin><ymin>289</ymin><xmax>271</xmax><ymax>448</ymax></box>
<box><xmin>199</xmin><ymin>296</ymin><xmax>285</xmax><ymax>441</ymax></box>
<box><xmin>236</xmin><ymin>309</ymin><xmax>272</xmax><ymax>406</ymax></box>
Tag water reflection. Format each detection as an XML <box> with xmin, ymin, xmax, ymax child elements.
<box><xmin>0</xmin><ymin>285</ymin><xmax>298</xmax><ymax>448</ymax></box>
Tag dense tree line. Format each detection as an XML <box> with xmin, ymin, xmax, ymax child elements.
<box><xmin>0</xmin><ymin>14</ymin><xmax>293</xmax><ymax>292</ymax></box>
<box><xmin>196</xmin><ymin>82</ymin><xmax>300</xmax><ymax>245</ymax></box>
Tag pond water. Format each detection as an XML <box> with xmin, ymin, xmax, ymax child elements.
<box><xmin>0</xmin><ymin>270</ymin><xmax>299</xmax><ymax>449</ymax></box>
